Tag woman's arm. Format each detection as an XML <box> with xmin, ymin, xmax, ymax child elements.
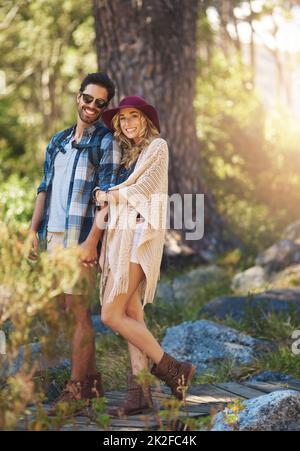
<box><xmin>96</xmin><ymin>140</ymin><xmax>168</xmax><ymax>209</ymax></box>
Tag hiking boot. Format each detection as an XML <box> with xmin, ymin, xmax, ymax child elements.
<box><xmin>108</xmin><ymin>374</ymin><xmax>153</xmax><ymax>417</ymax></box>
<box><xmin>151</xmin><ymin>352</ymin><xmax>196</xmax><ymax>400</ymax></box>
<box><xmin>48</xmin><ymin>379</ymin><xmax>87</xmax><ymax>416</ymax></box>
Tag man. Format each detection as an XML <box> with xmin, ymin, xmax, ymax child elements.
<box><xmin>29</xmin><ymin>72</ymin><xmax>121</xmax><ymax>410</ymax></box>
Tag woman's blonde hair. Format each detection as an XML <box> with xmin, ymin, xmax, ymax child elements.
<box><xmin>112</xmin><ymin>110</ymin><xmax>160</xmax><ymax>167</ymax></box>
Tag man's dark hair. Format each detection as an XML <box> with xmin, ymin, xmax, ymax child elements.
<box><xmin>80</xmin><ymin>72</ymin><xmax>115</xmax><ymax>103</ymax></box>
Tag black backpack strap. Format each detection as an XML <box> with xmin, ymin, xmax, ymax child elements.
<box><xmin>48</xmin><ymin>125</ymin><xmax>75</xmax><ymax>159</ymax></box>
<box><xmin>87</xmin><ymin>128</ymin><xmax>111</xmax><ymax>167</ymax></box>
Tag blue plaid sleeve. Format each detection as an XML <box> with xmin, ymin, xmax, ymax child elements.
<box><xmin>37</xmin><ymin>140</ymin><xmax>52</xmax><ymax>195</ymax></box>
<box><xmin>96</xmin><ymin>135</ymin><xmax>122</xmax><ymax>191</ymax></box>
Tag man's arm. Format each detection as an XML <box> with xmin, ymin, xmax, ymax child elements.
<box><xmin>79</xmin><ymin>204</ymin><xmax>109</xmax><ymax>266</ymax></box>
<box><xmin>80</xmin><ymin>135</ymin><xmax>121</xmax><ymax>266</ymax></box>
<box><xmin>28</xmin><ymin>191</ymin><xmax>46</xmax><ymax>259</ymax></box>
<box><xmin>28</xmin><ymin>136</ymin><xmax>53</xmax><ymax>258</ymax></box>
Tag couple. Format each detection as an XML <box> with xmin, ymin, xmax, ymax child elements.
<box><xmin>29</xmin><ymin>72</ymin><xmax>196</xmax><ymax>416</ymax></box>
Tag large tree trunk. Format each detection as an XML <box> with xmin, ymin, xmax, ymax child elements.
<box><xmin>93</xmin><ymin>0</ymin><xmax>236</xmax><ymax>260</ymax></box>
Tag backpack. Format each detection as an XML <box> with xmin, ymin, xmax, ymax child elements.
<box><xmin>49</xmin><ymin>124</ymin><xmax>111</xmax><ymax>168</ymax></box>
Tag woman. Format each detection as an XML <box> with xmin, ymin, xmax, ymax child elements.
<box><xmin>96</xmin><ymin>96</ymin><xmax>196</xmax><ymax>416</ymax></box>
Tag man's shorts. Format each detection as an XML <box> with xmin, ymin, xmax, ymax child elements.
<box><xmin>46</xmin><ymin>232</ymin><xmax>96</xmax><ymax>296</ymax></box>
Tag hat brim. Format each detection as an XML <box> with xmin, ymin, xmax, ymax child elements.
<box><xmin>102</xmin><ymin>104</ymin><xmax>160</xmax><ymax>133</ymax></box>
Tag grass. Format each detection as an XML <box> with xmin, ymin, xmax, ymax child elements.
<box><xmin>193</xmin><ymin>347</ymin><xmax>300</xmax><ymax>385</ymax></box>
<box><xmin>148</xmin><ymin>276</ymin><xmax>232</xmax><ymax>327</ymax></box>
<box><xmin>193</xmin><ymin>299</ymin><xmax>300</xmax><ymax>384</ymax></box>
<box><xmin>222</xmin><ymin>308</ymin><xmax>300</xmax><ymax>346</ymax></box>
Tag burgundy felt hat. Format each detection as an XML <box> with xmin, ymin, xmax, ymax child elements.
<box><xmin>102</xmin><ymin>96</ymin><xmax>161</xmax><ymax>133</ymax></box>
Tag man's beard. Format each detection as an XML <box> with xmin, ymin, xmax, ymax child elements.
<box><xmin>78</xmin><ymin>105</ymin><xmax>102</xmax><ymax>124</ymax></box>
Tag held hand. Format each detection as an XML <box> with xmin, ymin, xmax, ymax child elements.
<box><xmin>79</xmin><ymin>240</ymin><xmax>98</xmax><ymax>267</ymax></box>
<box><xmin>96</xmin><ymin>190</ymin><xmax>108</xmax><ymax>203</ymax></box>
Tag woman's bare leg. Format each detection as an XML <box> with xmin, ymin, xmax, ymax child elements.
<box><xmin>125</xmin><ymin>288</ymin><xmax>148</xmax><ymax>375</ymax></box>
<box><xmin>101</xmin><ymin>263</ymin><xmax>164</xmax><ymax>364</ymax></box>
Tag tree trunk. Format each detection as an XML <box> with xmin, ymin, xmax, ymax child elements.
<box><xmin>93</xmin><ymin>0</ymin><xmax>236</xmax><ymax>259</ymax></box>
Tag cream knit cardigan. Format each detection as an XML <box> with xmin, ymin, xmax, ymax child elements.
<box><xmin>99</xmin><ymin>137</ymin><xmax>169</xmax><ymax>308</ymax></box>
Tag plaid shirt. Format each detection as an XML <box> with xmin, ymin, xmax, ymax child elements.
<box><xmin>37</xmin><ymin>121</ymin><xmax>121</xmax><ymax>248</ymax></box>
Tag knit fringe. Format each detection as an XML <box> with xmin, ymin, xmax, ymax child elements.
<box><xmin>105</xmin><ymin>269</ymin><xmax>130</xmax><ymax>305</ymax></box>
<box><xmin>142</xmin><ymin>283</ymin><xmax>157</xmax><ymax>308</ymax></box>
<box><xmin>139</xmin><ymin>240</ymin><xmax>160</xmax><ymax>308</ymax></box>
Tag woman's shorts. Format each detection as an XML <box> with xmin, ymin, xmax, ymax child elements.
<box><xmin>130</xmin><ymin>220</ymin><xmax>145</xmax><ymax>264</ymax></box>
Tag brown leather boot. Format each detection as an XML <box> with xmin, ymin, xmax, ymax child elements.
<box><xmin>151</xmin><ymin>352</ymin><xmax>196</xmax><ymax>400</ymax></box>
<box><xmin>108</xmin><ymin>374</ymin><xmax>153</xmax><ymax>417</ymax></box>
<box><xmin>48</xmin><ymin>373</ymin><xmax>104</xmax><ymax>416</ymax></box>
<box><xmin>48</xmin><ymin>379</ymin><xmax>87</xmax><ymax>416</ymax></box>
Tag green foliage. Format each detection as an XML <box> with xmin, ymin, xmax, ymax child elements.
<box><xmin>222</xmin><ymin>299</ymin><xmax>300</xmax><ymax>345</ymax></box>
<box><xmin>0</xmin><ymin>175</ymin><xmax>36</xmax><ymax>228</ymax></box>
<box><xmin>195</xmin><ymin>37</ymin><xmax>300</xmax><ymax>256</ymax></box>
<box><xmin>0</xmin><ymin>221</ymin><xmax>82</xmax><ymax>430</ymax></box>
<box><xmin>0</xmin><ymin>97</ymin><xmax>26</xmax><ymax>172</ymax></box>
<box><xmin>196</xmin><ymin>50</ymin><xmax>281</xmax><ymax>256</ymax></box>
<box><xmin>223</xmin><ymin>399</ymin><xmax>246</xmax><ymax>431</ymax></box>
<box><xmin>91</xmin><ymin>397</ymin><xmax>110</xmax><ymax>430</ymax></box>
<box><xmin>0</xmin><ymin>0</ymin><xmax>96</xmax><ymax>176</ymax></box>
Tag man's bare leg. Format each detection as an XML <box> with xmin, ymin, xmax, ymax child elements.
<box><xmin>65</xmin><ymin>294</ymin><xmax>97</xmax><ymax>380</ymax></box>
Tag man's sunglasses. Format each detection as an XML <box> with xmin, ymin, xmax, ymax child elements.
<box><xmin>80</xmin><ymin>92</ymin><xmax>108</xmax><ymax>109</ymax></box>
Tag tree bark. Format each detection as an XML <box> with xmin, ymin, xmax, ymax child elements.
<box><xmin>93</xmin><ymin>0</ymin><xmax>236</xmax><ymax>259</ymax></box>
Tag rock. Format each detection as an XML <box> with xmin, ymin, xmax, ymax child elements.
<box><xmin>231</xmin><ymin>266</ymin><xmax>268</xmax><ymax>293</ymax></box>
<box><xmin>211</xmin><ymin>390</ymin><xmax>300</xmax><ymax>431</ymax></box>
<box><xmin>172</xmin><ymin>265</ymin><xmax>227</xmax><ymax>302</ymax></box>
<box><xmin>155</xmin><ymin>265</ymin><xmax>228</xmax><ymax>307</ymax></box>
<box><xmin>246</xmin><ymin>371</ymin><xmax>299</xmax><ymax>384</ymax></box>
<box><xmin>0</xmin><ymin>343</ymin><xmax>70</xmax><ymax>378</ymax></box>
<box><xmin>282</xmin><ymin>220</ymin><xmax>300</xmax><ymax>242</ymax></box>
<box><xmin>200</xmin><ymin>288</ymin><xmax>300</xmax><ymax>321</ymax></box>
<box><xmin>155</xmin><ymin>282</ymin><xmax>174</xmax><ymax>304</ymax></box>
<box><xmin>161</xmin><ymin>320</ymin><xmax>272</xmax><ymax>374</ymax></box>
<box><xmin>230</xmin><ymin>220</ymin><xmax>300</xmax><ymax>294</ymax></box>
<box><xmin>270</xmin><ymin>264</ymin><xmax>300</xmax><ymax>288</ymax></box>
<box><xmin>255</xmin><ymin>239</ymin><xmax>300</xmax><ymax>273</ymax></box>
